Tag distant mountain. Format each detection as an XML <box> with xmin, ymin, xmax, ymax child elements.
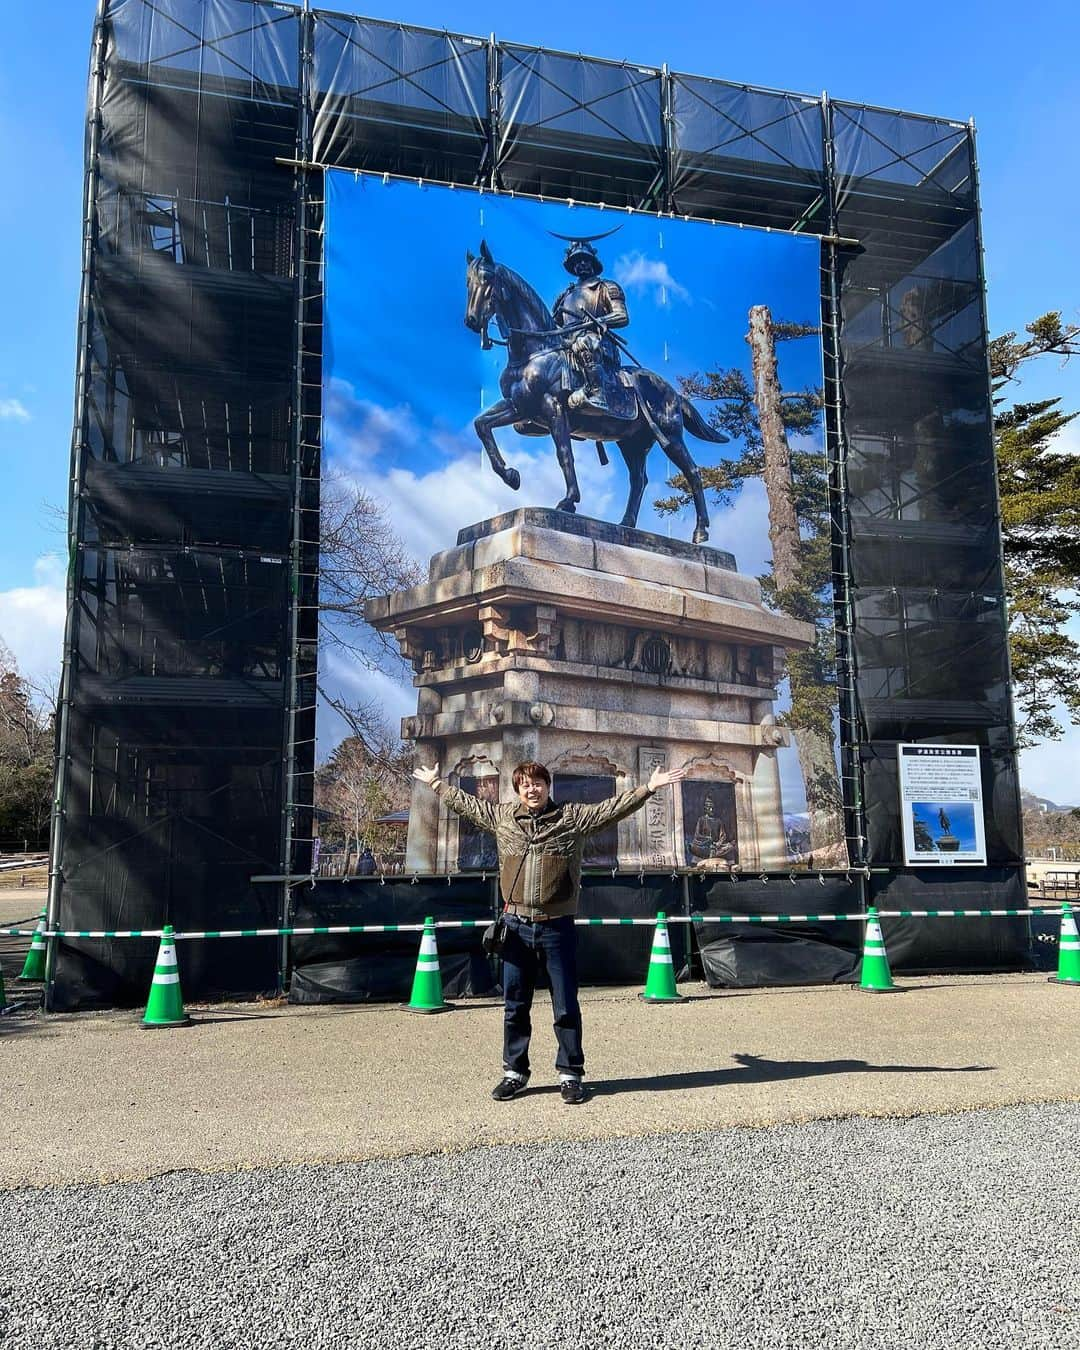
<box><xmin>1021</xmin><ymin>789</ymin><xmax>1078</xmax><ymax>814</ymax></box>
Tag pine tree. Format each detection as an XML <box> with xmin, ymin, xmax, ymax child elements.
<box><xmin>656</xmin><ymin>313</ymin><xmax>844</xmax><ymax>857</ymax></box>
<box><xmin>990</xmin><ymin>312</ymin><xmax>1080</xmax><ymax>747</ymax></box>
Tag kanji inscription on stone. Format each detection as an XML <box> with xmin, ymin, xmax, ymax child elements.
<box><xmin>638</xmin><ymin>746</ymin><xmax>675</xmax><ymax>868</ymax></box>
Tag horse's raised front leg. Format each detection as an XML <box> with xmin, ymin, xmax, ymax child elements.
<box><xmin>542</xmin><ymin>394</ymin><xmax>579</xmax><ymax>513</ymax></box>
<box><xmin>662</xmin><ymin>432</ymin><xmax>710</xmax><ymax>545</ymax></box>
<box><xmin>473</xmin><ymin>399</ymin><xmax>521</xmax><ymax>491</ymax></box>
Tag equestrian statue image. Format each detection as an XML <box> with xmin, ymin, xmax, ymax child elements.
<box><xmin>464</xmin><ymin>231</ymin><xmax>727</xmax><ymax>545</ymax></box>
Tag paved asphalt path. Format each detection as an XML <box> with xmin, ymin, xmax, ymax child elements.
<box><xmin>0</xmin><ymin>1102</ymin><xmax>1077</xmax><ymax>1350</ymax></box>
<box><xmin>2</xmin><ymin>975</ymin><xmax>1077</xmax><ymax>1187</ymax></box>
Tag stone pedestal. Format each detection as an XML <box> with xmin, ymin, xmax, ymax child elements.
<box><xmin>366</xmin><ymin>510</ymin><xmax>815</xmax><ymax>873</ymax></box>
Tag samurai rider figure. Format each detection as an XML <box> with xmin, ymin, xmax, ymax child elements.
<box><xmin>551</xmin><ymin>233</ymin><xmax>634</xmax><ymax>418</ymax></box>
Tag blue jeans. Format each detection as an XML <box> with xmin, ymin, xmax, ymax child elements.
<box><xmin>502</xmin><ymin>914</ymin><xmax>583</xmax><ymax>1079</ymax></box>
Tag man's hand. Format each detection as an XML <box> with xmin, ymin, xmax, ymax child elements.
<box><xmin>413</xmin><ymin>762</ymin><xmax>441</xmax><ymax>789</ymax></box>
<box><xmin>647</xmin><ymin>764</ymin><xmax>690</xmax><ymax>792</ymax></box>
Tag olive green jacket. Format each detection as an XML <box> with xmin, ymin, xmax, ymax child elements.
<box><xmin>435</xmin><ymin>782</ymin><xmax>654</xmax><ymax>919</ymax></box>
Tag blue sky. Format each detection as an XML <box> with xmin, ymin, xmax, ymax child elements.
<box><xmin>1</xmin><ymin>0</ymin><xmax>1078</xmax><ymax>799</ymax></box>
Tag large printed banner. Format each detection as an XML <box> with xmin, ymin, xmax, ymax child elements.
<box><xmin>323</xmin><ymin>172</ymin><xmax>848</xmax><ymax>874</ymax></box>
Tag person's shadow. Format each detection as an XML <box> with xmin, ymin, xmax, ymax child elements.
<box><xmin>585</xmin><ymin>1052</ymin><xmax>992</xmax><ymax>1097</ymax></box>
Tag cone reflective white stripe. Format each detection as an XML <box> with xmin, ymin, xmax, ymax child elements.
<box><xmin>416</xmin><ymin>932</ymin><xmax>441</xmax><ymax>971</ymax></box>
<box><xmin>863</xmin><ymin>921</ymin><xmax>887</xmax><ymax>953</ymax></box>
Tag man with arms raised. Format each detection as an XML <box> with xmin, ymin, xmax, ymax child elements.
<box><xmin>413</xmin><ymin>759</ymin><xmax>688</xmax><ymax>1104</ymax></box>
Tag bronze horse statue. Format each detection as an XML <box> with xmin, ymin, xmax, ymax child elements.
<box><xmin>464</xmin><ymin>241</ymin><xmax>725</xmax><ymax>545</ymax></box>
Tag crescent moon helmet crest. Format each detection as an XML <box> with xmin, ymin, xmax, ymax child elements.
<box><xmin>545</xmin><ymin>227</ymin><xmax>624</xmax><ymax>244</ymax></box>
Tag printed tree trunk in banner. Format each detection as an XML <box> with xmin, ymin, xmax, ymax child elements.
<box><xmin>746</xmin><ymin>307</ymin><xmax>844</xmax><ymax>857</ymax></box>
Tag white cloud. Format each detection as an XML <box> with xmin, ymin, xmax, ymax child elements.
<box><xmin>0</xmin><ymin>398</ymin><xmax>31</xmax><ymax>423</ymax></box>
<box><xmin>613</xmin><ymin>251</ymin><xmax>690</xmax><ymax>306</ymax></box>
<box><xmin>323</xmin><ymin>378</ymin><xmax>430</xmax><ymax>470</ymax></box>
<box><xmin>0</xmin><ymin>555</ymin><xmax>66</xmax><ymax>685</ymax></box>
<box><xmin>325</xmin><ymin>386</ymin><xmax>617</xmax><ymax>562</ymax></box>
<box><xmin>317</xmin><ymin>649</ymin><xmax>417</xmax><ymax>758</ymax></box>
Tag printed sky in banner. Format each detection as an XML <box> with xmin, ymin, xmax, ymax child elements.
<box><xmin>324</xmin><ymin>174</ymin><xmax>823</xmax><ymax>572</ymax></box>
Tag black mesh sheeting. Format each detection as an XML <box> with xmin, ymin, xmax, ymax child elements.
<box><xmin>576</xmin><ymin>875</ymin><xmax>686</xmax><ymax>985</ymax></box>
<box><xmin>691</xmin><ymin>876</ymin><xmax>862</xmax><ymax>987</ymax></box>
<box><xmin>286</xmin><ymin>875</ymin><xmax>687</xmax><ymax>1003</ymax></box>
<box><xmin>832</xmin><ymin>102</ymin><xmax>1024</xmax><ymax>943</ymax></box>
<box><xmin>496</xmin><ymin>47</ymin><xmax>663</xmax><ymax>209</ymax></box>
<box><xmin>312</xmin><ymin>14</ymin><xmax>488</xmax><ymax>182</ymax></box>
<box><xmin>288</xmin><ymin>878</ymin><xmax>497</xmax><ymax>1002</ymax></box>
<box><xmin>670</xmin><ymin>77</ymin><xmax>823</xmax><ymax>229</ymax></box>
<box><xmin>53</xmin><ymin>700</ymin><xmax>283</xmax><ymax>1010</ymax></box>
<box><xmin>54</xmin><ymin>0</ymin><xmax>303</xmax><ymax>1009</ymax></box>
<box><xmin>868</xmin><ymin>868</ymin><xmax>1031</xmax><ymax>973</ymax></box>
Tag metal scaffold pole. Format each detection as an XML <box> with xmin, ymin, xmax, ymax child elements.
<box><xmin>278</xmin><ymin>1</ymin><xmax>318</xmax><ymax>993</ymax></box>
<box><xmin>44</xmin><ymin>0</ymin><xmax>109</xmax><ymax>1011</ymax></box>
<box><xmin>819</xmin><ymin>92</ymin><xmax>870</xmax><ymax>903</ymax></box>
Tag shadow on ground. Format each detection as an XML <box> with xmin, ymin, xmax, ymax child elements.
<box><xmin>583</xmin><ymin>1052</ymin><xmax>993</xmax><ymax>1097</ymax></box>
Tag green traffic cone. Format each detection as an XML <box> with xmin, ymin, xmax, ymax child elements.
<box><xmin>141</xmin><ymin>925</ymin><xmax>192</xmax><ymax>1029</ymax></box>
<box><xmin>403</xmin><ymin>917</ymin><xmax>452</xmax><ymax>1013</ymax></box>
<box><xmin>858</xmin><ymin>907</ymin><xmax>900</xmax><ymax>993</ymax></box>
<box><xmin>1049</xmin><ymin>901</ymin><xmax>1080</xmax><ymax>986</ymax></box>
<box><xmin>638</xmin><ymin>911</ymin><xmax>686</xmax><ymax>1004</ymax></box>
<box><xmin>17</xmin><ymin>908</ymin><xmax>47</xmax><ymax>982</ymax></box>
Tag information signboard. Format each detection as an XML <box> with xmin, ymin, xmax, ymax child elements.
<box><xmin>898</xmin><ymin>745</ymin><xmax>986</xmax><ymax>866</ymax></box>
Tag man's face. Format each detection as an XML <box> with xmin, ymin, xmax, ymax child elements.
<box><xmin>572</xmin><ymin>255</ymin><xmax>597</xmax><ymax>278</ymax></box>
<box><xmin>516</xmin><ymin>775</ymin><xmax>550</xmax><ymax>811</ymax></box>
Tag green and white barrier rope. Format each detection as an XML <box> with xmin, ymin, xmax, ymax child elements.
<box><xmin>0</xmin><ymin>907</ymin><xmax>1062</xmax><ymax>941</ymax></box>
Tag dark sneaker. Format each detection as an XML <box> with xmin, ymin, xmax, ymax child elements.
<box><xmin>559</xmin><ymin>1079</ymin><xmax>588</xmax><ymax>1106</ymax></box>
<box><xmin>492</xmin><ymin>1075</ymin><xmax>529</xmax><ymax>1102</ymax></box>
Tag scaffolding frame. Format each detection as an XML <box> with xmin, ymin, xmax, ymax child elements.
<box><xmin>50</xmin><ymin>0</ymin><xmax>1024</xmax><ymax>1008</ymax></box>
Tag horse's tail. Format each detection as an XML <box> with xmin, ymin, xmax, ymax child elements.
<box><xmin>679</xmin><ymin>395</ymin><xmax>729</xmax><ymax>444</ymax></box>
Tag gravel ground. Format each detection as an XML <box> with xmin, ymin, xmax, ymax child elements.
<box><xmin>0</xmin><ymin>1101</ymin><xmax>1076</xmax><ymax>1350</ymax></box>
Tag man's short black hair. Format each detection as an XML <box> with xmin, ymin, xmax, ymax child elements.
<box><xmin>512</xmin><ymin>761</ymin><xmax>551</xmax><ymax>790</ymax></box>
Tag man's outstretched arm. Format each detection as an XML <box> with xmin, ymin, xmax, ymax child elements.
<box><xmin>572</xmin><ymin>764</ymin><xmax>689</xmax><ymax>837</ymax></box>
<box><xmin>413</xmin><ymin>761</ymin><xmax>500</xmax><ymax>835</ymax></box>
